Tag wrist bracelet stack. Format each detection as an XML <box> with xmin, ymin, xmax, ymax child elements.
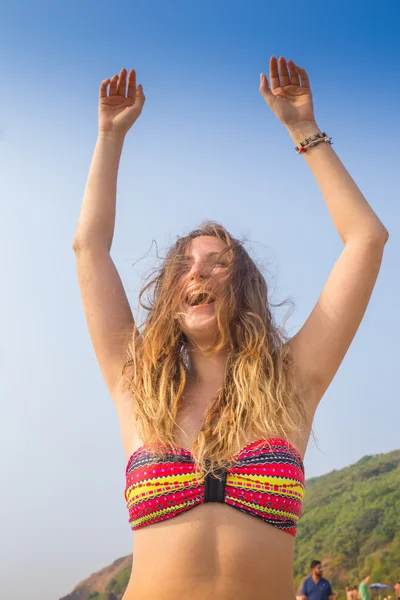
<box><xmin>295</xmin><ymin>131</ymin><xmax>332</xmax><ymax>154</ymax></box>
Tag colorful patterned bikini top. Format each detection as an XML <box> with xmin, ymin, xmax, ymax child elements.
<box><xmin>125</xmin><ymin>437</ymin><xmax>305</xmax><ymax>537</ymax></box>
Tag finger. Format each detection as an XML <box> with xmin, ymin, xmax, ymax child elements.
<box><xmin>99</xmin><ymin>78</ymin><xmax>110</xmax><ymax>99</ymax></box>
<box><xmin>296</xmin><ymin>66</ymin><xmax>310</xmax><ymax>89</ymax></box>
<box><xmin>127</xmin><ymin>69</ymin><xmax>137</xmax><ymax>99</ymax></box>
<box><xmin>132</xmin><ymin>84</ymin><xmax>145</xmax><ymax>107</ymax></box>
<box><xmin>109</xmin><ymin>74</ymin><xmax>118</xmax><ymax>95</ymax></box>
<box><xmin>259</xmin><ymin>73</ymin><xmax>275</xmax><ymax>107</ymax></box>
<box><xmin>278</xmin><ymin>56</ymin><xmax>290</xmax><ymax>86</ymax></box>
<box><xmin>117</xmin><ymin>68</ymin><xmax>127</xmax><ymax>96</ymax></box>
<box><xmin>288</xmin><ymin>60</ymin><xmax>300</xmax><ymax>86</ymax></box>
<box><xmin>269</xmin><ymin>56</ymin><xmax>280</xmax><ymax>91</ymax></box>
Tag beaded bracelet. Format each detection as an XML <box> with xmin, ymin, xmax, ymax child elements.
<box><xmin>295</xmin><ymin>132</ymin><xmax>333</xmax><ymax>154</ymax></box>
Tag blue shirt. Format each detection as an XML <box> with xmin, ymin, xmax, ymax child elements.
<box><xmin>301</xmin><ymin>576</ymin><xmax>333</xmax><ymax>600</ymax></box>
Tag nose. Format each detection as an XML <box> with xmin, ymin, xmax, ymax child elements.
<box><xmin>188</xmin><ymin>261</ymin><xmax>206</xmax><ymax>280</ymax></box>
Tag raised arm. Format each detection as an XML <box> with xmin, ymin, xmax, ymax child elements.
<box><xmin>72</xmin><ymin>69</ymin><xmax>145</xmax><ymax>400</ymax></box>
<box><xmin>260</xmin><ymin>56</ymin><xmax>389</xmax><ymax>407</ymax></box>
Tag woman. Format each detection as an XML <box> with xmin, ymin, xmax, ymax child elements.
<box><xmin>72</xmin><ymin>57</ymin><xmax>388</xmax><ymax>600</ymax></box>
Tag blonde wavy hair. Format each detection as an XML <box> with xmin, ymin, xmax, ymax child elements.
<box><xmin>122</xmin><ymin>221</ymin><xmax>307</xmax><ymax>478</ymax></box>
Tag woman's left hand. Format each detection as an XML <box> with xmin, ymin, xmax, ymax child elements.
<box><xmin>259</xmin><ymin>56</ymin><xmax>316</xmax><ymax>127</ymax></box>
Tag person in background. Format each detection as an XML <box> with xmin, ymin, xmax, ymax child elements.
<box><xmin>346</xmin><ymin>585</ymin><xmax>357</xmax><ymax>600</ymax></box>
<box><xmin>395</xmin><ymin>581</ymin><xmax>400</xmax><ymax>600</ymax></box>
<box><xmin>346</xmin><ymin>586</ymin><xmax>356</xmax><ymax>600</ymax></box>
<box><xmin>300</xmin><ymin>560</ymin><xmax>334</xmax><ymax>600</ymax></box>
<box><xmin>358</xmin><ymin>576</ymin><xmax>371</xmax><ymax>600</ymax></box>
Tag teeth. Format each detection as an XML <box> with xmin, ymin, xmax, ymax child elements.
<box><xmin>186</xmin><ymin>290</ymin><xmax>215</xmax><ymax>306</ymax></box>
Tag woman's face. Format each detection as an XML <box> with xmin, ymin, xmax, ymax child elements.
<box><xmin>177</xmin><ymin>235</ymin><xmax>231</xmax><ymax>344</ymax></box>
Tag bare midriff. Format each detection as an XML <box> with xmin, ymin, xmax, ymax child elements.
<box><xmin>122</xmin><ymin>502</ymin><xmax>298</xmax><ymax>600</ymax></box>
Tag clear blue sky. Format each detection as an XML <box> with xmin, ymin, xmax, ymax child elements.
<box><xmin>1</xmin><ymin>1</ymin><xmax>398</xmax><ymax>599</ymax></box>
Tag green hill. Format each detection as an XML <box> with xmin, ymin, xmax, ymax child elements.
<box><xmin>59</xmin><ymin>449</ymin><xmax>400</xmax><ymax>600</ymax></box>
<box><xmin>293</xmin><ymin>449</ymin><xmax>400</xmax><ymax>593</ymax></box>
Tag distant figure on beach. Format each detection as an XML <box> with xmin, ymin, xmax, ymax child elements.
<box><xmin>299</xmin><ymin>560</ymin><xmax>334</xmax><ymax>600</ymax></box>
<box><xmin>394</xmin><ymin>580</ymin><xmax>400</xmax><ymax>600</ymax></box>
<box><xmin>346</xmin><ymin>585</ymin><xmax>360</xmax><ymax>600</ymax></box>
<box><xmin>358</xmin><ymin>575</ymin><xmax>371</xmax><ymax>600</ymax></box>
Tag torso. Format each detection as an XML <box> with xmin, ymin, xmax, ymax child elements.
<box><xmin>114</xmin><ymin>377</ymin><xmax>316</xmax><ymax>600</ymax></box>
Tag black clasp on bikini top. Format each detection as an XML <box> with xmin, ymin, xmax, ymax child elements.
<box><xmin>203</xmin><ymin>460</ymin><xmax>227</xmax><ymax>503</ymax></box>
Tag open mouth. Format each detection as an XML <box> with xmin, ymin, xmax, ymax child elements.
<box><xmin>185</xmin><ymin>290</ymin><xmax>216</xmax><ymax>308</ymax></box>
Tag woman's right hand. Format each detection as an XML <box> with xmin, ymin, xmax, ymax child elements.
<box><xmin>98</xmin><ymin>68</ymin><xmax>145</xmax><ymax>136</ymax></box>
